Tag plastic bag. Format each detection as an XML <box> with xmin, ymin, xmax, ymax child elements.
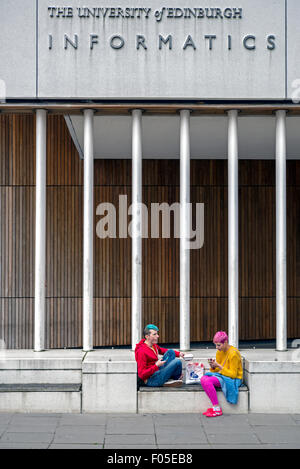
<box><xmin>185</xmin><ymin>362</ymin><xmax>205</xmax><ymax>384</ymax></box>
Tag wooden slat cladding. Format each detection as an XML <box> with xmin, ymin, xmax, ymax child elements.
<box><xmin>0</xmin><ymin>114</ymin><xmax>299</xmax><ymax>348</ymax></box>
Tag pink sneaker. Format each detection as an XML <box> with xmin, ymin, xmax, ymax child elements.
<box><xmin>205</xmin><ymin>408</ymin><xmax>223</xmax><ymax>418</ymax></box>
<box><xmin>202</xmin><ymin>408</ymin><xmax>213</xmax><ymax>416</ymax></box>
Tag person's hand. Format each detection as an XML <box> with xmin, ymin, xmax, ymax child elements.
<box><xmin>208</xmin><ymin>359</ymin><xmax>217</xmax><ymax>369</ymax></box>
<box><xmin>155</xmin><ymin>359</ymin><xmax>166</xmax><ymax>367</ymax></box>
<box><xmin>209</xmin><ymin>359</ymin><xmax>223</xmax><ymax>370</ymax></box>
<box><xmin>179</xmin><ymin>352</ymin><xmax>185</xmax><ymax>358</ymax></box>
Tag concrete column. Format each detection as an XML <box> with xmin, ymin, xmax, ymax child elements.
<box><xmin>131</xmin><ymin>109</ymin><xmax>143</xmax><ymax>350</ymax></box>
<box><xmin>83</xmin><ymin>109</ymin><xmax>95</xmax><ymax>352</ymax></box>
<box><xmin>180</xmin><ymin>110</ymin><xmax>191</xmax><ymax>351</ymax></box>
<box><xmin>34</xmin><ymin>109</ymin><xmax>47</xmax><ymax>352</ymax></box>
<box><xmin>276</xmin><ymin>110</ymin><xmax>287</xmax><ymax>352</ymax></box>
<box><xmin>227</xmin><ymin>110</ymin><xmax>239</xmax><ymax>349</ymax></box>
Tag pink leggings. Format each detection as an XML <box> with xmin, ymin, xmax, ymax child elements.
<box><xmin>200</xmin><ymin>375</ymin><xmax>221</xmax><ymax>406</ymax></box>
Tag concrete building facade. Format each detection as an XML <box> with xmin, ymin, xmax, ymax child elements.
<box><xmin>0</xmin><ymin>0</ymin><xmax>299</xmax><ymax>413</ymax></box>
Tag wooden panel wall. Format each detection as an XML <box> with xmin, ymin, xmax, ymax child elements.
<box><xmin>0</xmin><ymin>114</ymin><xmax>299</xmax><ymax>348</ymax></box>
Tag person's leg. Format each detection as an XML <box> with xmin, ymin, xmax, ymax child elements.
<box><xmin>169</xmin><ymin>359</ymin><xmax>182</xmax><ymax>380</ymax></box>
<box><xmin>145</xmin><ymin>350</ymin><xmax>175</xmax><ymax>387</ymax></box>
<box><xmin>161</xmin><ymin>350</ymin><xmax>176</xmax><ymax>367</ymax></box>
<box><xmin>161</xmin><ymin>350</ymin><xmax>182</xmax><ymax>379</ymax></box>
<box><xmin>200</xmin><ymin>375</ymin><xmax>221</xmax><ymax>407</ymax></box>
<box><xmin>146</xmin><ymin>354</ymin><xmax>182</xmax><ymax>387</ymax></box>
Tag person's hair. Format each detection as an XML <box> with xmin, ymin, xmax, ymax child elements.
<box><xmin>143</xmin><ymin>325</ymin><xmax>158</xmax><ymax>338</ymax></box>
<box><xmin>213</xmin><ymin>331</ymin><xmax>228</xmax><ymax>344</ymax></box>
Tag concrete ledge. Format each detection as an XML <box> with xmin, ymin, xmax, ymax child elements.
<box><xmin>0</xmin><ymin>370</ymin><xmax>82</xmax><ymax>384</ymax></box>
<box><xmin>0</xmin><ymin>349</ymin><xmax>84</xmax><ymax>367</ymax></box>
<box><xmin>139</xmin><ymin>384</ymin><xmax>248</xmax><ymax>392</ymax></box>
<box><xmin>0</xmin><ymin>351</ymin><xmax>83</xmax><ymax>413</ymax></box>
<box><xmin>0</xmin><ymin>348</ymin><xmax>298</xmax><ymax>414</ymax></box>
<box><xmin>82</xmin><ymin>350</ymin><xmax>137</xmax><ymax>413</ymax></box>
<box><xmin>138</xmin><ymin>384</ymin><xmax>249</xmax><ymax>414</ymax></box>
<box><xmin>242</xmin><ymin>349</ymin><xmax>300</xmax><ymax>413</ymax></box>
<box><xmin>0</xmin><ymin>349</ymin><xmax>83</xmax><ymax>384</ymax></box>
<box><xmin>0</xmin><ymin>390</ymin><xmax>81</xmax><ymax>413</ymax></box>
<box><xmin>0</xmin><ymin>383</ymin><xmax>81</xmax><ymax>392</ymax></box>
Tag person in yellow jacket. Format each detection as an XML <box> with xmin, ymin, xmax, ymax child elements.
<box><xmin>200</xmin><ymin>331</ymin><xmax>243</xmax><ymax>417</ymax></box>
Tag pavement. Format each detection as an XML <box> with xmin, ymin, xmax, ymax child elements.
<box><xmin>0</xmin><ymin>412</ymin><xmax>299</xmax><ymax>449</ymax></box>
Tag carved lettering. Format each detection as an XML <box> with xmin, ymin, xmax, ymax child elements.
<box><xmin>205</xmin><ymin>35</ymin><xmax>217</xmax><ymax>50</ymax></box>
<box><xmin>64</xmin><ymin>34</ymin><xmax>78</xmax><ymax>49</ymax></box>
<box><xmin>159</xmin><ymin>34</ymin><xmax>172</xmax><ymax>50</ymax></box>
<box><xmin>243</xmin><ymin>35</ymin><xmax>256</xmax><ymax>50</ymax></box>
<box><xmin>49</xmin><ymin>33</ymin><xmax>277</xmax><ymax>52</ymax></box>
<box><xmin>110</xmin><ymin>35</ymin><xmax>125</xmax><ymax>49</ymax></box>
<box><xmin>137</xmin><ymin>35</ymin><xmax>147</xmax><ymax>50</ymax></box>
<box><xmin>46</xmin><ymin>6</ymin><xmax>277</xmax><ymax>55</ymax></box>
<box><xmin>183</xmin><ymin>35</ymin><xmax>196</xmax><ymax>50</ymax></box>
<box><xmin>267</xmin><ymin>35</ymin><xmax>276</xmax><ymax>50</ymax></box>
<box><xmin>47</xmin><ymin>6</ymin><xmax>244</xmax><ymax>20</ymax></box>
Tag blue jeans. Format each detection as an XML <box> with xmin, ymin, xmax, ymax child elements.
<box><xmin>146</xmin><ymin>350</ymin><xmax>182</xmax><ymax>387</ymax></box>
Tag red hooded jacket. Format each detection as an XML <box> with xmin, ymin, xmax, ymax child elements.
<box><xmin>135</xmin><ymin>339</ymin><xmax>180</xmax><ymax>381</ymax></box>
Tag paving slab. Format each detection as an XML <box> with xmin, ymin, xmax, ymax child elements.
<box><xmin>292</xmin><ymin>415</ymin><xmax>300</xmax><ymax>424</ymax></box>
<box><xmin>203</xmin><ymin>424</ymin><xmax>253</xmax><ymax>434</ymax></box>
<box><xmin>156</xmin><ymin>427</ymin><xmax>208</xmax><ymax>445</ymax></box>
<box><xmin>0</xmin><ymin>425</ymin><xmax>8</xmax><ymax>437</ymax></box>
<box><xmin>0</xmin><ymin>443</ymin><xmax>49</xmax><ymax>449</ymax></box>
<box><xmin>107</xmin><ymin>415</ymin><xmax>153</xmax><ymax>422</ymax></box>
<box><xmin>15</xmin><ymin>413</ymin><xmax>62</xmax><ymax>418</ymax></box>
<box><xmin>1</xmin><ymin>412</ymin><xmax>299</xmax><ymax>449</ymax></box>
<box><xmin>107</xmin><ymin>413</ymin><xmax>146</xmax><ymax>418</ymax></box>
<box><xmin>153</xmin><ymin>413</ymin><xmax>201</xmax><ymax>420</ymax></box>
<box><xmin>248</xmin><ymin>414</ymin><xmax>296</xmax><ymax>426</ymax></box>
<box><xmin>0</xmin><ymin>432</ymin><xmax>54</xmax><ymax>444</ymax></box>
<box><xmin>155</xmin><ymin>422</ymin><xmax>204</xmax><ymax>431</ymax></box>
<box><xmin>211</xmin><ymin>445</ymin><xmax>264</xmax><ymax>449</ymax></box>
<box><xmin>104</xmin><ymin>434</ymin><xmax>156</xmax><ymax>445</ymax></box>
<box><xmin>153</xmin><ymin>414</ymin><xmax>201</xmax><ymax>426</ymax></box>
<box><xmin>202</xmin><ymin>417</ymin><xmax>251</xmax><ymax>429</ymax></box>
<box><xmin>59</xmin><ymin>414</ymin><xmax>107</xmax><ymax>426</ymax></box>
<box><xmin>254</xmin><ymin>426</ymin><xmax>300</xmax><ymax>444</ymax></box>
<box><xmin>53</xmin><ymin>426</ymin><xmax>105</xmax><ymax>444</ymax></box>
<box><xmin>262</xmin><ymin>443</ymin><xmax>300</xmax><ymax>449</ymax></box>
<box><xmin>104</xmin><ymin>444</ymin><xmax>158</xmax><ymax>449</ymax></box>
<box><xmin>9</xmin><ymin>416</ymin><xmax>60</xmax><ymax>426</ymax></box>
<box><xmin>0</xmin><ymin>414</ymin><xmax>13</xmax><ymax>424</ymax></box>
<box><xmin>49</xmin><ymin>444</ymin><xmax>103</xmax><ymax>449</ymax></box>
<box><xmin>158</xmin><ymin>444</ymin><xmax>211</xmax><ymax>449</ymax></box>
<box><xmin>6</xmin><ymin>424</ymin><xmax>57</xmax><ymax>433</ymax></box>
<box><xmin>206</xmin><ymin>431</ymin><xmax>260</xmax><ymax>445</ymax></box>
<box><xmin>202</xmin><ymin>414</ymin><xmax>250</xmax><ymax>425</ymax></box>
<box><xmin>106</xmin><ymin>421</ymin><xmax>155</xmax><ymax>435</ymax></box>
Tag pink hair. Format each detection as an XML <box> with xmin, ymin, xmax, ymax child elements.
<box><xmin>213</xmin><ymin>331</ymin><xmax>228</xmax><ymax>344</ymax></box>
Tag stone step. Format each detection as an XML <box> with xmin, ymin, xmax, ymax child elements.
<box><xmin>138</xmin><ymin>384</ymin><xmax>249</xmax><ymax>414</ymax></box>
<box><xmin>0</xmin><ymin>383</ymin><xmax>82</xmax><ymax>413</ymax></box>
<box><xmin>0</xmin><ymin>383</ymin><xmax>81</xmax><ymax>392</ymax></box>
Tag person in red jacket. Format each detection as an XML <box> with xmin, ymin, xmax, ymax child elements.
<box><xmin>135</xmin><ymin>324</ymin><xmax>185</xmax><ymax>387</ymax></box>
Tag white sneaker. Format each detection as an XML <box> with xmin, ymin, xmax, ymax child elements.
<box><xmin>163</xmin><ymin>379</ymin><xmax>183</xmax><ymax>387</ymax></box>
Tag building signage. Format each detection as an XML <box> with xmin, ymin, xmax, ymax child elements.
<box><xmin>47</xmin><ymin>6</ymin><xmax>243</xmax><ymax>19</ymax></box>
<box><xmin>47</xmin><ymin>6</ymin><xmax>276</xmax><ymax>53</ymax></box>
<box><xmin>0</xmin><ymin>0</ymin><xmax>299</xmax><ymax>100</ymax></box>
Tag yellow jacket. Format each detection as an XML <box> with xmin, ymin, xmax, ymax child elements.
<box><xmin>210</xmin><ymin>346</ymin><xmax>243</xmax><ymax>380</ymax></box>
